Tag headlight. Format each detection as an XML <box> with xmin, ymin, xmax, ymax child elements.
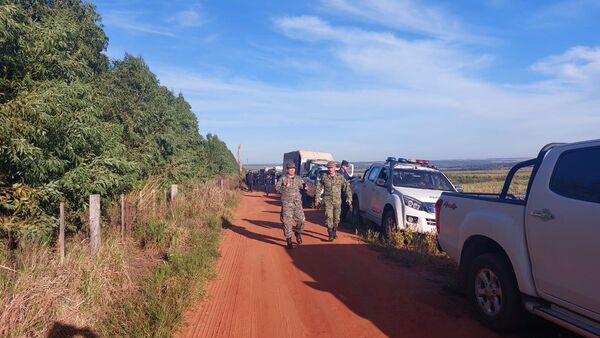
<box><xmin>403</xmin><ymin>196</ymin><xmax>423</xmax><ymax>211</ymax></box>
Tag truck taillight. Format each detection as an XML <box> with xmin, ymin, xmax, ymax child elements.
<box><xmin>435</xmin><ymin>199</ymin><xmax>443</xmax><ymax>233</ymax></box>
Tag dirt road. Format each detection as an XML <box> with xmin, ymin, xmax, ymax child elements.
<box><xmin>177</xmin><ymin>192</ymin><xmax>516</xmax><ymax>338</ymax></box>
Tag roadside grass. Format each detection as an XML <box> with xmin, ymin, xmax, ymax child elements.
<box><xmin>362</xmin><ymin>228</ymin><xmax>455</xmax><ymax>276</ymax></box>
<box><xmin>0</xmin><ymin>178</ymin><xmax>239</xmax><ymax>337</ymax></box>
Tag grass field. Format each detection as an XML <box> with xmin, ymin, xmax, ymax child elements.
<box><xmin>444</xmin><ymin>168</ymin><xmax>531</xmax><ymax>196</ymax></box>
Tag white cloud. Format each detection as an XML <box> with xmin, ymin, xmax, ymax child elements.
<box><xmin>103</xmin><ymin>10</ymin><xmax>176</xmax><ymax>37</ymax></box>
<box><xmin>321</xmin><ymin>0</ymin><xmax>492</xmax><ymax>43</ymax></box>
<box><xmin>168</xmin><ymin>8</ymin><xmax>206</xmax><ymax>27</ymax></box>
<box><xmin>531</xmin><ymin>46</ymin><xmax>600</xmax><ymax>87</ymax></box>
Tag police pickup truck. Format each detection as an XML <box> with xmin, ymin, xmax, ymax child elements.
<box><xmin>351</xmin><ymin>157</ymin><xmax>457</xmax><ymax>235</ymax></box>
<box><xmin>436</xmin><ymin>140</ymin><xmax>600</xmax><ymax>337</ymax></box>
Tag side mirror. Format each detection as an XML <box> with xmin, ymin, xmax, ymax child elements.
<box><xmin>455</xmin><ymin>185</ymin><xmax>464</xmax><ymax>193</ymax></box>
<box><xmin>375</xmin><ymin>178</ymin><xmax>386</xmax><ymax>187</ymax></box>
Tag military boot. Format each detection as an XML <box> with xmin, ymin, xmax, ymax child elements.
<box><xmin>295</xmin><ymin>232</ymin><xmax>302</xmax><ymax>245</ymax></box>
<box><xmin>286</xmin><ymin>237</ymin><xmax>293</xmax><ymax>249</ymax></box>
<box><xmin>333</xmin><ymin>227</ymin><xmax>338</xmax><ymax>239</ymax></box>
<box><xmin>328</xmin><ymin>229</ymin><xmax>334</xmax><ymax>241</ymax></box>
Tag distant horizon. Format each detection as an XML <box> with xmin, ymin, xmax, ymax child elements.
<box><xmin>244</xmin><ymin>156</ymin><xmax>530</xmax><ymax>167</ymax></box>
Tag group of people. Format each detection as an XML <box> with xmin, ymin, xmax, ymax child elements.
<box><xmin>245</xmin><ymin>170</ymin><xmax>278</xmax><ymax>196</ymax></box>
<box><xmin>274</xmin><ymin>160</ymin><xmax>352</xmax><ymax>249</ymax></box>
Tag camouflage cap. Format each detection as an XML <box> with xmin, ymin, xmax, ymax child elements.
<box><xmin>286</xmin><ymin>161</ymin><xmax>296</xmax><ymax>169</ymax></box>
<box><xmin>326</xmin><ymin>161</ymin><xmax>337</xmax><ymax>168</ymax></box>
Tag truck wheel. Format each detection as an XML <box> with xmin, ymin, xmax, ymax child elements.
<box><xmin>383</xmin><ymin>209</ymin><xmax>397</xmax><ymax>239</ymax></box>
<box><xmin>351</xmin><ymin>200</ymin><xmax>362</xmax><ymax>228</ymax></box>
<box><xmin>467</xmin><ymin>253</ymin><xmax>522</xmax><ymax>332</ymax></box>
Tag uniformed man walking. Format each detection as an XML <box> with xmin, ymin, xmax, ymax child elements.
<box><xmin>339</xmin><ymin>160</ymin><xmax>352</xmax><ymax>220</ymax></box>
<box><xmin>275</xmin><ymin>162</ymin><xmax>305</xmax><ymax>249</ymax></box>
<box><xmin>315</xmin><ymin>161</ymin><xmax>352</xmax><ymax>241</ymax></box>
<box><xmin>246</xmin><ymin>171</ymin><xmax>254</xmax><ymax>192</ymax></box>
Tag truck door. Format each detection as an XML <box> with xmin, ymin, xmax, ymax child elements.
<box><xmin>363</xmin><ymin>166</ymin><xmax>381</xmax><ymax>219</ymax></box>
<box><xmin>526</xmin><ymin>144</ymin><xmax>600</xmax><ymax>316</ymax></box>
<box><xmin>370</xmin><ymin>167</ymin><xmax>389</xmax><ymax>218</ymax></box>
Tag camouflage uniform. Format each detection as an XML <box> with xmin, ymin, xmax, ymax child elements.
<box><xmin>275</xmin><ymin>174</ymin><xmax>305</xmax><ymax>239</ymax></box>
<box><xmin>316</xmin><ymin>169</ymin><xmax>352</xmax><ymax>233</ymax></box>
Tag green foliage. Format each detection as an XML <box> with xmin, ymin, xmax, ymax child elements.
<box><xmin>0</xmin><ymin>1</ymin><xmax>238</xmax><ymax>245</ymax></box>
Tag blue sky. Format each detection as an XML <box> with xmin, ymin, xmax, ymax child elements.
<box><xmin>94</xmin><ymin>0</ymin><xmax>600</xmax><ymax>163</ymax></box>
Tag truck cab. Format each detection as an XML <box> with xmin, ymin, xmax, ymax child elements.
<box><xmin>352</xmin><ymin>158</ymin><xmax>457</xmax><ymax>235</ymax></box>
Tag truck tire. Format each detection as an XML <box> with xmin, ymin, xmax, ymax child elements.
<box><xmin>351</xmin><ymin>199</ymin><xmax>362</xmax><ymax>228</ymax></box>
<box><xmin>467</xmin><ymin>253</ymin><xmax>523</xmax><ymax>332</ymax></box>
<box><xmin>382</xmin><ymin>209</ymin><xmax>397</xmax><ymax>239</ymax></box>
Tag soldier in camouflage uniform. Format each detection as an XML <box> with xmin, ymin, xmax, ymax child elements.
<box><xmin>275</xmin><ymin>162</ymin><xmax>305</xmax><ymax>249</ymax></box>
<box><xmin>315</xmin><ymin>161</ymin><xmax>352</xmax><ymax>241</ymax></box>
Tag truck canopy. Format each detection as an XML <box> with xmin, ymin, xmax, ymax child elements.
<box><xmin>283</xmin><ymin>150</ymin><xmax>335</xmax><ymax>176</ymax></box>
<box><xmin>283</xmin><ymin>151</ymin><xmax>334</xmax><ymax>162</ymax></box>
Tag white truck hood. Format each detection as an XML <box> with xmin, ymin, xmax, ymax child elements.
<box><xmin>392</xmin><ymin>187</ymin><xmax>445</xmax><ymax>203</ymax></box>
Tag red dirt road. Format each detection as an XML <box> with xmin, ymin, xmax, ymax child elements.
<box><xmin>178</xmin><ymin>192</ymin><xmax>503</xmax><ymax>338</ymax></box>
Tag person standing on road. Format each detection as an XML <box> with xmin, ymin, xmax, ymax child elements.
<box><xmin>275</xmin><ymin>162</ymin><xmax>306</xmax><ymax>249</ymax></box>
<box><xmin>246</xmin><ymin>171</ymin><xmax>254</xmax><ymax>192</ymax></box>
<box><xmin>339</xmin><ymin>160</ymin><xmax>352</xmax><ymax>220</ymax></box>
<box><xmin>315</xmin><ymin>161</ymin><xmax>352</xmax><ymax>241</ymax></box>
<box><xmin>260</xmin><ymin>171</ymin><xmax>269</xmax><ymax>196</ymax></box>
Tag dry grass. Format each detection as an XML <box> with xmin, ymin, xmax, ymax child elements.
<box><xmin>0</xmin><ymin>230</ymin><xmax>134</xmax><ymax>337</ymax></box>
<box><xmin>0</xmin><ymin>177</ymin><xmax>240</xmax><ymax>337</ymax></box>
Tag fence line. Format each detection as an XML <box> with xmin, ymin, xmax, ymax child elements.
<box><xmin>53</xmin><ymin>179</ymin><xmax>238</xmax><ymax>259</ymax></box>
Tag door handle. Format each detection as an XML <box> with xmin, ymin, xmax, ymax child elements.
<box><xmin>530</xmin><ymin>208</ymin><xmax>554</xmax><ymax>221</ymax></box>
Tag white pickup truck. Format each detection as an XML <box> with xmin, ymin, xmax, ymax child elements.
<box><xmin>436</xmin><ymin>140</ymin><xmax>600</xmax><ymax>337</ymax></box>
<box><xmin>351</xmin><ymin>158</ymin><xmax>457</xmax><ymax>235</ymax></box>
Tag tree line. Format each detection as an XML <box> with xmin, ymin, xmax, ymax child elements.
<box><xmin>0</xmin><ymin>0</ymin><xmax>239</xmax><ymax>246</ymax></box>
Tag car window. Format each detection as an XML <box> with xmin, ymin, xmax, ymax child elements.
<box><xmin>378</xmin><ymin>167</ymin><xmax>388</xmax><ymax>181</ymax></box>
<box><xmin>368</xmin><ymin>167</ymin><xmax>381</xmax><ymax>182</ymax></box>
<box><xmin>550</xmin><ymin>146</ymin><xmax>600</xmax><ymax>204</ymax></box>
<box><xmin>392</xmin><ymin>169</ymin><xmax>455</xmax><ymax>191</ymax></box>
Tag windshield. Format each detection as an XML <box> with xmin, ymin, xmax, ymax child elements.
<box><xmin>393</xmin><ymin>169</ymin><xmax>455</xmax><ymax>191</ymax></box>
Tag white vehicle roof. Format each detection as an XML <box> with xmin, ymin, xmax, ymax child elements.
<box><xmin>370</xmin><ymin>162</ymin><xmax>440</xmax><ymax>172</ymax></box>
<box><xmin>392</xmin><ymin>163</ymin><xmax>439</xmax><ymax>172</ymax></box>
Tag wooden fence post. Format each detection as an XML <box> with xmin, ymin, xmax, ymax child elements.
<box><xmin>89</xmin><ymin>194</ymin><xmax>101</xmax><ymax>254</ymax></box>
<box><xmin>151</xmin><ymin>189</ymin><xmax>156</xmax><ymax>218</ymax></box>
<box><xmin>170</xmin><ymin>184</ymin><xmax>178</xmax><ymax>200</ymax></box>
<box><xmin>58</xmin><ymin>202</ymin><xmax>65</xmax><ymax>265</ymax></box>
<box><xmin>120</xmin><ymin>194</ymin><xmax>125</xmax><ymax>239</ymax></box>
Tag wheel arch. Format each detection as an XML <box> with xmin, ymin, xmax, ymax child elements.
<box><xmin>459</xmin><ymin>235</ymin><xmax>516</xmax><ymax>289</ymax></box>
<box><xmin>381</xmin><ymin>204</ymin><xmax>395</xmax><ymax>226</ymax></box>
